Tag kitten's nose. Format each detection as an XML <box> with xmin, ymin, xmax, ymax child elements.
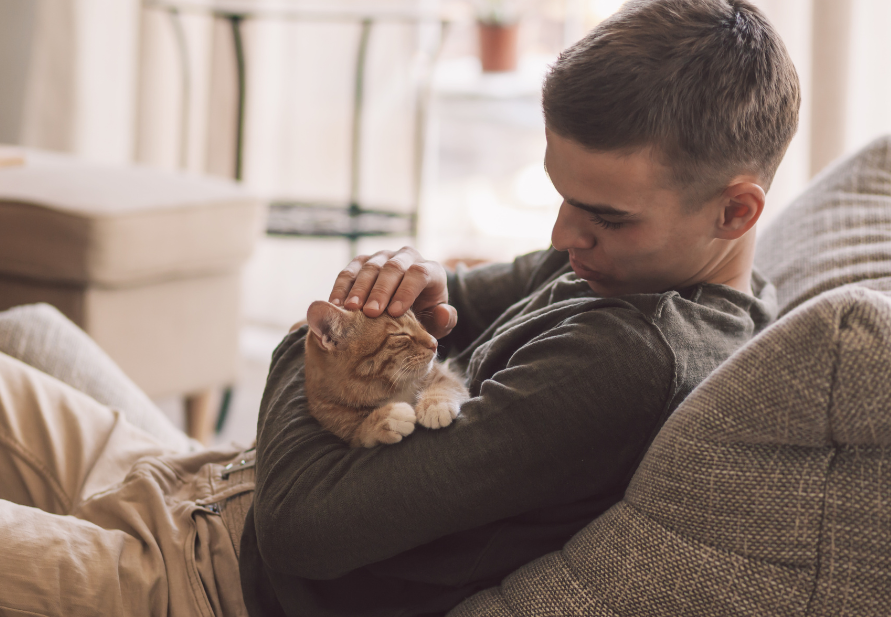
<box><xmin>424</xmin><ymin>336</ymin><xmax>438</xmax><ymax>351</ymax></box>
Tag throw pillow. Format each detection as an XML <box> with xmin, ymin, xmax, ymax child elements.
<box><xmin>755</xmin><ymin>135</ymin><xmax>891</xmax><ymax>316</ymax></box>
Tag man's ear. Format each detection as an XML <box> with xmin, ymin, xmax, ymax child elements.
<box><xmin>306</xmin><ymin>301</ymin><xmax>347</xmax><ymax>351</ymax></box>
<box><xmin>715</xmin><ymin>179</ymin><xmax>765</xmax><ymax>240</ymax></box>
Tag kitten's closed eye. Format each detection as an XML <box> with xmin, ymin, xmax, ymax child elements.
<box><xmin>389</xmin><ymin>335</ymin><xmax>411</xmax><ymax>348</ymax></box>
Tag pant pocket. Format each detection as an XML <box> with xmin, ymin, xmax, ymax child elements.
<box><xmin>188</xmin><ymin>505</ymin><xmax>248</xmax><ymax>617</ymax></box>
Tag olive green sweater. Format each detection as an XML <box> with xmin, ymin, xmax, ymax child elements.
<box><xmin>239</xmin><ymin>248</ymin><xmax>776</xmax><ymax>617</ymax></box>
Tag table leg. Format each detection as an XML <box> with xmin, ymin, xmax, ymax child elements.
<box><xmin>185</xmin><ymin>389</ymin><xmax>217</xmax><ymax>445</ymax></box>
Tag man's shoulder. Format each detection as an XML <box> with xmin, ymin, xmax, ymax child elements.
<box><xmin>623</xmin><ymin>274</ymin><xmax>777</xmax><ymax>405</ymax></box>
<box><xmin>605</xmin><ymin>270</ymin><xmax>775</xmax><ymax>334</ymax></box>
<box><xmin>548</xmin><ymin>279</ymin><xmax>775</xmax><ymax>387</ymax></box>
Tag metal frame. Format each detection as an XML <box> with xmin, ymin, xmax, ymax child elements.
<box><xmin>229</xmin><ymin>14</ymin><xmax>246</xmax><ymax>181</ymax></box>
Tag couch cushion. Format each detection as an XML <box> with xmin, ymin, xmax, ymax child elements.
<box><xmin>450</xmin><ymin>286</ymin><xmax>891</xmax><ymax>616</ymax></box>
<box><xmin>0</xmin><ymin>148</ymin><xmax>264</xmax><ymax>285</ymax></box>
<box><xmin>0</xmin><ymin>303</ymin><xmax>195</xmax><ymax>451</ymax></box>
<box><xmin>755</xmin><ymin>135</ymin><xmax>891</xmax><ymax>316</ymax></box>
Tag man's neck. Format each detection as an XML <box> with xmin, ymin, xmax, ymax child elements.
<box><xmin>701</xmin><ymin>232</ymin><xmax>757</xmax><ymax>296</ymax></box>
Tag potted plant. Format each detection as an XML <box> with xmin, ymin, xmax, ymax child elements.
<box><xmin>477</xmin><ymin>0</ymin><xmax>521</xmax><ymax>72</ymax></box>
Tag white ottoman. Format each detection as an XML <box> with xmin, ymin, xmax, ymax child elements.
<box><xmin>0</xmin><ymin>147</ymin><xmax>264</xmax><ymax>441</ymax></box>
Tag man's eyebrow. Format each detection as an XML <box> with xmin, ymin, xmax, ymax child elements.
<box><xmin>567</xmin><ymin>198</ymin><xmax>639</xmax><ymax>219</ymax></box>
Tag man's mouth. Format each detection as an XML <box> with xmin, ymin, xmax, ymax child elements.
<box><xmin>569</xmin><ymin>255</ymin><xmax>607</xmax><ymax>282</ymax></box>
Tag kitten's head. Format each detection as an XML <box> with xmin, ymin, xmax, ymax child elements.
<box><xmin>306</xmin><ymin>300</ymin><xmax>438</xmax><ymax>386</ymax></box>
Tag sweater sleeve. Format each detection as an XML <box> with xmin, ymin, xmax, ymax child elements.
<box><xmin>444</xmin><ymin>249</ymin><xmax>565</xmax><ymax>353</ymax></box>
<box><xmin>250</xmin><ymin>305</ymin><xmax>676</xmax><ymax>582</ymax></box>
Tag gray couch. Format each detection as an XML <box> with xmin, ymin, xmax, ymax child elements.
<box><xmin>1</xmin><ymin>137</ymin><xmax>889</xmax><ymax>615</ymax></box>
<box><xmin>451</xmin><ymin>137</ymin><xmax>891</xmax><ymax>616</ymax></box>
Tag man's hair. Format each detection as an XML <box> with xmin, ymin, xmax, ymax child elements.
<box><xmin>542</xmin><ymin>0</ymin><xmax>800</xmax><ymax>205</ymax></box>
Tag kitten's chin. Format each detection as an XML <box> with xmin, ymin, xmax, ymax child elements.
<box><xmin>395</xmin><ymin>357</ymin><xmax>435</xmax><ymax>386</ymax></box>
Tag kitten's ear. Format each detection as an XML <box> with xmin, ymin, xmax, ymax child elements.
<box><xmin>306</xmin><ymin>301</ymin><xmax>348</xmax><ymax>351</ymax></box>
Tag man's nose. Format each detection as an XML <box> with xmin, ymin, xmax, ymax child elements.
<box><xmin>551</xmin><ymin>202</ymin><xmax>596</xmax><ymax>251</ymax></box>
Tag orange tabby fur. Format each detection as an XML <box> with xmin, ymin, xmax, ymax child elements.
<box><xmin>304</xmin><ymin>301</ymin><xmax>469</xmax><ymax>448</ymax></box>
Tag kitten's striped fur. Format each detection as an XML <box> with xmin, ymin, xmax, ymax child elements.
<box><xmin>304</xmin><ymin>301</ymin><xmax>469</xmax><ymax>447</ymax></box>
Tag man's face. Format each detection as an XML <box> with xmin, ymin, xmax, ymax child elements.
<box><xmin>545</xmin><ymin>129</ymin><xmax>721</xmax><ymax>297</ymax></box>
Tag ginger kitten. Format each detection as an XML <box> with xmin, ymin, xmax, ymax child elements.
<box><xmin>304</xmin><ymin>301</ymin><xmax>469</xmax><ymax>447</ymax></box>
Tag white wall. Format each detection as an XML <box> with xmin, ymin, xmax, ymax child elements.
<box><xmin>752</xmin><ymin>0</ymin><xmax>891</xmax><ymax>227</ymax></box>
<box><xmin>750</xmin><ymin>0</ymin><xmax>813</xmax><ymax>228</ymax></box>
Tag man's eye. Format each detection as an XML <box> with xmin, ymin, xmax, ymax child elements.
<box><xmin>589</xmin><ymin>215</ymin><xmax>624</xmax><ymax>230</ymax></box>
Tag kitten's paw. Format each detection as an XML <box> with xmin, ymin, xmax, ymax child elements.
<box><xmin>416</xmin><ymin>397</ymin><xmax>460</xmax><ymax>429</ymax></box>
<box><xmin>359</xmin><ymin>402</ymin><xmax>416</xmax><ymax>447</ymax></box>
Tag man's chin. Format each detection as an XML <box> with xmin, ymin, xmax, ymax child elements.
<box><xmin>577</xmin><ymin>272</ymin><xmax>642</xmax><ymax>297</ymax></box>
<box><xmin>583</xmin><ymin>278</ymin><xmax>621</xmax><ymax>296</ymax></box>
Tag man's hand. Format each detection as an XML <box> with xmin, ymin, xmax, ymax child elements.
<box><xmin>328</xmin><ymin>246</ymin><xmax>457</xmax><ymax>339</ymax></box>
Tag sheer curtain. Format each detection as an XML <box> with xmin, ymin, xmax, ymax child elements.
<box><xmin>4</xmin><ymin>0</ymin><xmax>891</xmax><ymax>224</ymax></box>
<box><xmin>8</xmin><ymin>0</ymin><xmax>140</xmax><ymax>162</ymax></box>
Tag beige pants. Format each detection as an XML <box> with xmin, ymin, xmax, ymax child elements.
<box><xmin>0</xmin><ymin>351</ymin><xmax>251</xmax><ymax>617</ymax></box>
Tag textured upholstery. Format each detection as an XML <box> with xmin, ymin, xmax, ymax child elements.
<box><xmin>756</xmin><ymin>135</ymin><xmax>891</xmax><ymax>316</ymax></box>
<box><xmin>450</xmin><ymin>286</ymin><xmax>891</xmax><ymax>616</ymax></box>
<box><xmin>0</xmin><ymin>303</ymin><xmax>195</xmax><ymax>451</ymax></box>
<box><xmin>0</xmin><ymin>148</ymin><xmax>262</xmax><ymax>285</ymax></box>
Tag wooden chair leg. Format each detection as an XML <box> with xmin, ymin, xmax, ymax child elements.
<box><xmin>185</xmin><ymin>389</ymin><xmax>217</xmax><ymax>445</ymax></box>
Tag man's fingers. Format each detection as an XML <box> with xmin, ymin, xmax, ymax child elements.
<box><xmin>365</xmin><ymin>251</ymin><xmax>422</xmax><ymax>317</ymax></box>
<box><xmin>329</xmin><ymin>255</ymin><xmax>371</xmax><ymax>306</ymax></box>
<box><xmin>328</xmin><ymin>246</ymin><xmax>448</xmax><ymax>324</ymax></box>
<box><xmin>419</xmin><ymin>303</ymin><xmax>457</xmax><ymax>339</ymax></box>
<box><xmin>341</xmin><ymin>251</ymin><xmax>395</xmax><ymax>311</ymax></box>
<box><xmin>385</xmin><ymin>261</ymin><xmax>433</xmax><ymax>318</ymax></box>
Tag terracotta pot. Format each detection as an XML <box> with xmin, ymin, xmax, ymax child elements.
<box><xmin>478</xmin><ymin>21</ymin><xmax>519</xmax><ymax>73</ymax></box>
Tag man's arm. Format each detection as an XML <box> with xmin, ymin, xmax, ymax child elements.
<box><xmin>444</xmin><ymin>248</ymin><xmax>567</xmax><ymax>354</ymax></box>
<box><xmin>251</xmin><ymin>305</ymin><xmax>675</xmax><ymax>581</ymax></box>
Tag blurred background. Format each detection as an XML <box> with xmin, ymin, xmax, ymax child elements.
<box><xmin>1</xmin><ymin>0</ymin><xmax>890</xmax><ymax>443</ymax></box>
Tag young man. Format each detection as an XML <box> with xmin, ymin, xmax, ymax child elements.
<box><xmin>240</xmin><ymin>1</ymin><xmax>799</xmax><ymax>615</ymax></box>
<box><xmin>0</xmin><ymin>1</ymin><xmax>798</xmax><ymax>616</ymax></box>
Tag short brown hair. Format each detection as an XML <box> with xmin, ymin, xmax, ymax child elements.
<box><xmin>542</xmin><ymin>0</ymin><xmax>800</xmax><ymax>205</ymax></box>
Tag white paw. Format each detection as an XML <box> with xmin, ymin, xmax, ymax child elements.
<box><xmin>416</xmin><ymin>397</ymin><xmax>459</xmax><ymax>429</ymax></box>
<box><xmin>361</xmin><ymin>402</ymin><xmax>416</xmax><ymax>447</ymax></box>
